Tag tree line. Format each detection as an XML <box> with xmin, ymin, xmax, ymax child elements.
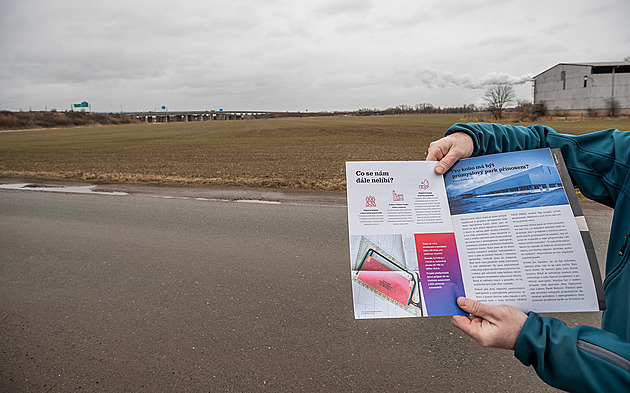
<box><xmin>358</xmin><ymin>83</ymin><xmax>548</xmax><ymax>121</ymax></box>
<box><xmin>0</xmin><ymin>110</ymin><xmax>140</xmax><ymax>130</ymax></box>
<box><xmin>0</xmin><ymin>83</ymin><xmax>548</xmax><ymax>131</ymax></box>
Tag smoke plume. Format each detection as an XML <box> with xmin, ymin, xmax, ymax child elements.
<box><xmin>414</xmin><ymin>67</ymin><xmax>533</xmax><ymax>89</ymax></box>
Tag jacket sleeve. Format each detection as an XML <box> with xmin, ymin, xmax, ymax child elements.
<box><xmin>445</xmin><ymin>122</ymin><xmax>629</xmax><ymax>208</ymax></box>
<box><xmin>515</xmin><ymin>313</ymin><xmax>630</xmax><ymax>392</ymax></box>
<box><xmin>445</xmin><ymin>123</ymin><xmax>630</xmax><ymax>392</ymax></box>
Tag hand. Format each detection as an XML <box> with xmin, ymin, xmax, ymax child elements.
<box><xmin>451</xmin><ymin>297</ymin><xmax>527</xmax><ymax>350</ymax></box>
<box><xmin>426</xmin><ymin>132</ymin><xmax>475</xmax><ymax>175</ymax></box>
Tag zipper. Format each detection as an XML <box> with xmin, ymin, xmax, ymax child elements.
<box><xmin>619</xmin><ymin>234</ymin><xmax>630</xmax><ymax>256</ymax></box>
<box><xmin>577</xmin><ymin>339</ymin><xmax>630</xmax><ymax>371</ymax></box>
<box><xmin>604</xmin><ymin>234</ymin><xmax>630</xmax><ymax>290</ymax></box>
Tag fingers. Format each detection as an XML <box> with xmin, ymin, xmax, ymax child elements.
<box><xmin>425</xmin><ymin>132</ymin><xmax>474</xmax><ymax>175</ymax></box>
<box><xmin>452</xmin><ymin>297</ymin><xmax>528</xmax><ymax>350</ymax></box>
<box><xmin>427</xmin><ymin>139</ymin><xmax>455</xmax><ymax>175</ymax></box>
<box><xmin>451</xmin><ymin>313</ymin><xmax>488</xmax><ymax>346</ymax></box>
<box><xmin>451</xmin><ymin>298</ymin><xmax>488</xmax><ymax>334</ymax></box>
<box><xmin>426</xmin><ymin>140</ymin><xmax>448</xmax><ymax>162</ymax></box>
<box><xmin>451</xmin><ymin>314</ymin><xmax>474</xmax><ymax>331</ymax></box>
<box><xmin>456</xmin><ymin>297</ymin><xmax>493</xmax><ymax>320</ymax></box>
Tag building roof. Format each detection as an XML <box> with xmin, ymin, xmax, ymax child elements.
<box><xmin>533</xmin><ymin>62</ymin><xmax>630</xmax><ymax>78</ymax></box>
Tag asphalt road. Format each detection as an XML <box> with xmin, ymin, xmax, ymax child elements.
<box><xmin>0</xmin><ymin>184</ymin><xmax>613</xmax><ymax>392</ymax></box>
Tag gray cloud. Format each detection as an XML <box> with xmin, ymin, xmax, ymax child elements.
<box><xmin>1</xmin><ymin>0</ymin><xmax>628</xmax><ymax>112</ymax></box>
<box><xmin>315</xmin><ymin>0</ymin><xmax>375</xmax><ymax>16</ymax></box>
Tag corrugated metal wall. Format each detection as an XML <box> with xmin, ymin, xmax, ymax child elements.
<box><xmin>533</xmin><ymin>64</ymin><xmax>630</xmax><ymax>112</ymax></box>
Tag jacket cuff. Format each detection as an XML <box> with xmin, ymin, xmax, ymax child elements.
<box><xmin>514</xmin><ymin>312</ymin><xmax>542</xmax><ymax>366</ymax></box>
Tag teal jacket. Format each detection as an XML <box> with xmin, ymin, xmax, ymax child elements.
<box><xmin>445</xmin><ymin>123</ymin><xmax>630</xmax><ymax>392</ymax></box>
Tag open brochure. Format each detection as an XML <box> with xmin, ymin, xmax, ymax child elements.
<box><xmin>346</xmin><ymin>148</ymin><xmax>605</xmax><ymax>319</ymax></box>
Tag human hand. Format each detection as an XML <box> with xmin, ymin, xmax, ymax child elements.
<box><xmin>451</xmin><ymin>297</ymin><xmax>527</xmax><ymax>350</ymax></box>
<box><xmin>426</xmin><ymin>132</ymin><xmax>475</xmax><ymax>175</ymax></box>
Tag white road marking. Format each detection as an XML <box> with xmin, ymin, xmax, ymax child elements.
<box><xmin>0</xmin><ymin>182</ymin><xmax>284</xmax><ymax>204</ymax></box>
<box><xmin>0</xmin><ymin>183</ymin><xmax>128</xmax><ymax>196</ymax></box>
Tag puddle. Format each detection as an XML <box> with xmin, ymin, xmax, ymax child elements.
<box><xmin>24</xmin><ymin>184</ymin><xmax>56</xmax><ymax>188</ymax></box>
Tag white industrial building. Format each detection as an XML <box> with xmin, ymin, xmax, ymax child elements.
<box><xmin>533</xmin><ymin>62</ymin><xmax>630</xmax><ymax>115</ymax></box>
<box><xmin>456</xmin><ymin>165</ymin><xmax>562</xmax><ymax>198</ymax></box>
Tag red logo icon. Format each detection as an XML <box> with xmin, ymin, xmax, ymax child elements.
<box><xmin>392</xmin><ymin>190</ymin><xmax>404</xmax><ymax>201</ymax></box>
<box><xmin>419</xmin><ymin>179</ymin><xmax>430</xmax><ymax>190</ymax></box>
<box><xmin>365</xmin><ymin>195</ymin><xmax>377</xmax><ymax>207</ymax></box>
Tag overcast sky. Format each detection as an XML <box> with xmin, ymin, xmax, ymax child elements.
<box><xmin>1</xmin><ymin>0</ymin><xmax>629</xmax><ymax>112</ymax></box>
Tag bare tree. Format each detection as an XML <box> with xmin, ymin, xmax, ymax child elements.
<box><xmin>483</xmin><ymin>83</ymin><xmax>515</xmax><ymax>120</ymax></box>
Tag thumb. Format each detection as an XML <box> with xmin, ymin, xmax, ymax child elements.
<box><xmin>456</xmin><ymin>297</ymin><xmax>494</xmax><ymax>320</ymax></box>
<box><xmin>434</xmin><ymin>150</ymin><xmax>460</xmax><ymax>175</ymax></box>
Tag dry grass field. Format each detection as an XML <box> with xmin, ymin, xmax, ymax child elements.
<box><xmin>1</xmin><ymin>114</ymin><xmax>629</xmax><ymax>191</ymax></box>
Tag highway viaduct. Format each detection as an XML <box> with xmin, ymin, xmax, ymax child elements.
<box><xmin>129</xmin><ymin>110</ymin><xmax>314</xmax><ymax>123</ymax></box>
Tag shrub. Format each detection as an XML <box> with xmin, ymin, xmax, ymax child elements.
<box><xmin>0</xmin><ymin>111</ymin><xmax>141</xmax><ymax>130</ymax></box>
<box><xmin>516</xmin><ymin>101</ymin><xmax>546</xmax><ymax>121</ymax></box>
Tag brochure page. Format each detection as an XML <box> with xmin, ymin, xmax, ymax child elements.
<box><xmin>346</xmin><ymin>149</ymin><xmax>604</xmax><ymax>319</ymax></box>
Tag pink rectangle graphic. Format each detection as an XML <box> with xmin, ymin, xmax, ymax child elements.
<box><xmin>415</xmin><ymin>233</ymin><xmax>465</xmax><ymax>316</ymax></box>
<box><xmin>356</xmin><ymin>256</ymin><xmax>414</xmax><ymax>305</ymax></box>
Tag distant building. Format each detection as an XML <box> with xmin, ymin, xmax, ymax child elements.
<box><xmin>533</xmin><ymin>62</ymin><xmax>630</xmax><ymax>115</ymax></box>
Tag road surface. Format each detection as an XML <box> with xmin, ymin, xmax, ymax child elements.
<box><xmin>0</xmin><ymin>182</ymin><xmax>613</xmax><ymax>392</ymax></box>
